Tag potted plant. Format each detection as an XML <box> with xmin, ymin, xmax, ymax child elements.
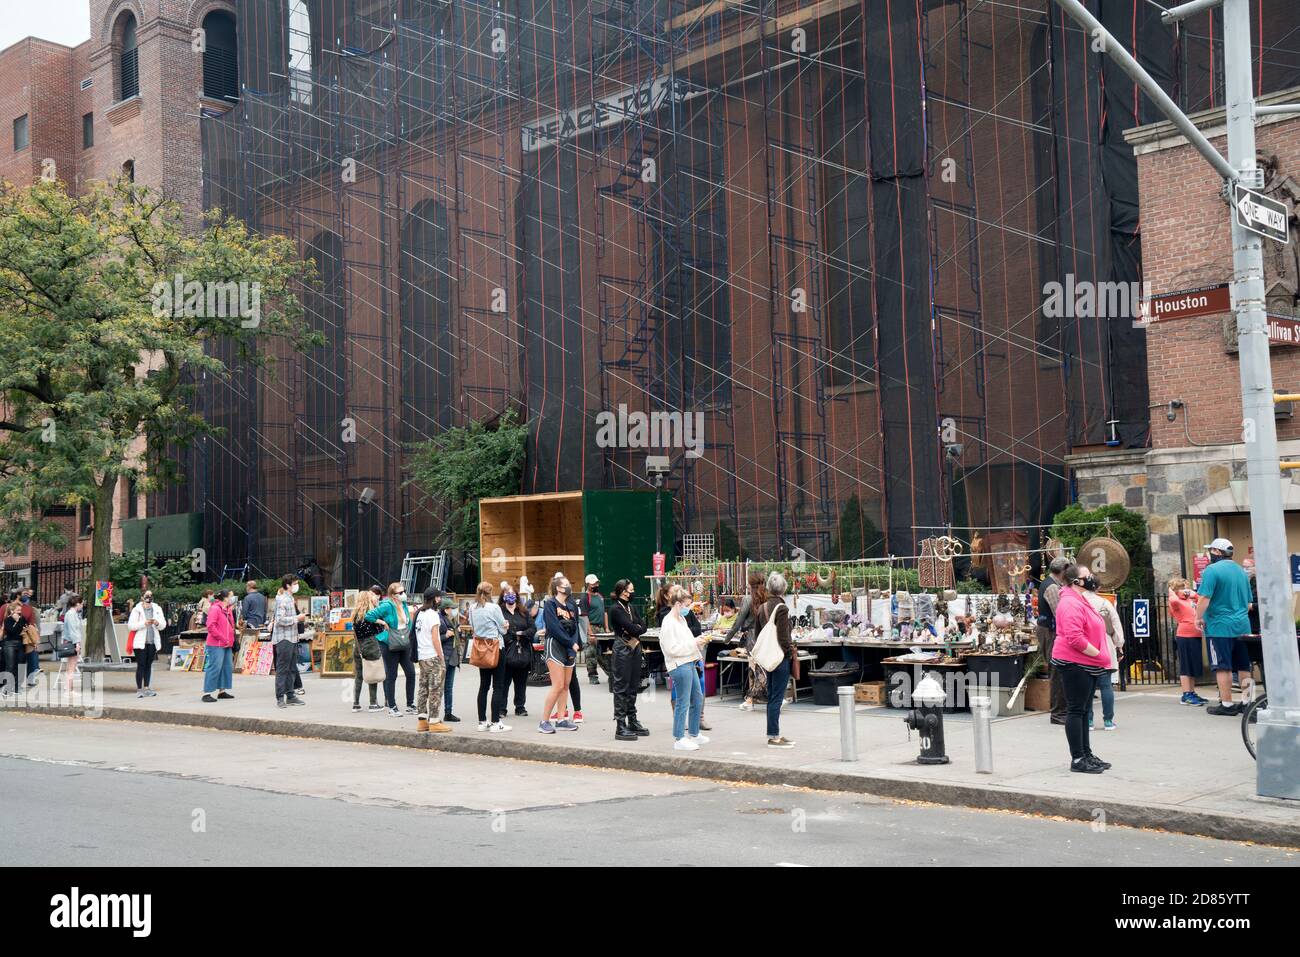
<box><xmin>1021</xmin><ymin>653</ymin><xmax>1052</xmax><ymax>712</ymax></box>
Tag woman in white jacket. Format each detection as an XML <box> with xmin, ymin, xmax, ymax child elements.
<box><xmin>128</xmin><ymin>591</ymin><xmax>168</xmax><ymax>698</ymax></box>
<box><xmin>61</xmin><ymin>595</ymin><xmax>85</xmax><ymax>696</ymax></box>
<box><xmin>1082</xmin><ymin>576</ymin><xmax>1124</xmax><ymax>730</ymax></box>
<box><xmin>660</xmin><ymin>584</ymin><xmax>709</xmax><ymax>751</ymax></box>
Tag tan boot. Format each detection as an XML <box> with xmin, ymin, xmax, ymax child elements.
<box><xmin>416</xmin><ymin>717</ymin><xmax>430</xmax><ymax>732</ymax></box>
<box><xmin>428</xmin><ymin>722</ymin><xmax>452</xmax><ymax>733</ymax></box>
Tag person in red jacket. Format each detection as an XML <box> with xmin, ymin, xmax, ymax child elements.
<box><xmin>1051</xmin><ymin>564</ymin><xmax>1114</xmax><ymax>774</ymax></box>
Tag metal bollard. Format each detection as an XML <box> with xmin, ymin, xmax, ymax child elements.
<box><xmin>971</xmin><ymin>695</ymin><xmax>993</xmax><ymax>774</ymax></box>
<box><xmin>838</xmin><ymin>684</ymin><xmax>858</xmax><ymax>761</ymax></box>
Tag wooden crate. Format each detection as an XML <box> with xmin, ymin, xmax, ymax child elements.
<box><xmin>854</xmin><ymin>681</ymin><xmax>887</xmax><ymax>705</ymax></box>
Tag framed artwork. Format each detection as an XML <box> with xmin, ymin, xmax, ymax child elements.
<box><xmin>169</xmin><ymin>647</ymin><xmax>194</xmax><ymax>671</ymax></box>
<box><xmin>309</xmin><ymin>596</ymin><xmax>330</xmax><ymax>618</ymax></box>
<box><xmin>321</xmin><ymin>631</ymin><xmax>356</xmax><ymax>677</ymax></box>
<box><xmin>343</xmin><ymin>589</ymin><xmax>360</xmax><ymax>608</ymax></box>
<box><xmin>329</xmin><ymin>591</ymin><xmax>345</xmax><ymax>608</ymax></box>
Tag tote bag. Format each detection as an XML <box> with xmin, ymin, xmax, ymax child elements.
<box><xmin>469</xmin><ymin>635</ymin><xmax>500</xmax><ymax>669</ymax></box>
<box><xmin>750</xmin><ymin>604</ymin><xmax>786</xmax><ymax>673</ymax></box>
<box><xmin>361</xmin><ymin>656</ymin><xmax>385</xmax><ymax>684</ymax></box>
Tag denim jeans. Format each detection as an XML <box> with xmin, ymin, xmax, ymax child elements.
<box><xmin>203</xmin><ymin>645</ymin><xmax>233</xmax><ymax>693</ymax></box>
<box><xmin>669</xmin><ymin>662</ymin><xmax>703</xmax><ymax>740</ymax></box>
<box><xmin>766</xmin><ymin>657</ymin><xmax>791</xmax><ymax>737</ymax></box>
<box><xmin>381</xmin><ymin>641</ymin><xmax>415</xmax><ymax>710</ymax></box>
<box><xmin>25</xmin><ymin>648</ymin><xmax>40</xmax><ymax>680</ymax></box>
<box><xmin>443</xmin><ymin>665</ymin><xmax>457</xmax><ymax>716</ymax></box>
<box><xmin>1092</xmin><ymin>674</ymin><xmax>1115</xmax><ymax>723</ymax></box>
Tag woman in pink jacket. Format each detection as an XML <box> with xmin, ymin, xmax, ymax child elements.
<box><xmin>202</xmin><ymin>589</ymin><xmax>238</xmax><ymax>703</ymax></box>
<box><xmin>1051</xmin><ymin>564</ymin><xmax>1114</xmax><ymax>774</ymax></box>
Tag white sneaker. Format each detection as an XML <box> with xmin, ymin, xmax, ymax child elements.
<box><xmin>691</xmin><ymin>734</ymin><xmax>711</xmax><ymax>745</ymax></box>
<box><xmin>738</xmin><ymin>700</ymin><xmax>753</xmax><ymax>711</ymax></box>
<box><xmin>488</xmin><ymin>722</ymin><xmax>512</xmax><ymax>733</ymax></box>
<box><xmin>477</xmin><ymin>721</ymin><xmax>490</xmax><ymax>731</ymax></box>
<box><xmin>673</xmin><ymin>738</ymin><xmax>700</xmax><ymax>751</ymax></box>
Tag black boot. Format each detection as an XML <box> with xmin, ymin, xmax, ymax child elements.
<box><xmin>615</xmin><ymin>717</ymin><xmax>638</xmax><ymax>741</ymax></box>
<box><xmin>627</xmin><ymin>712</ymin><xmax>650</xmax><ymax>736</ymax></box>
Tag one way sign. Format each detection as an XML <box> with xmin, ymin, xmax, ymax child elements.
<box><xmin>1234</xmin><ymin>184</ymin><xmax>1290</xmax><ymax>244</ymax></box>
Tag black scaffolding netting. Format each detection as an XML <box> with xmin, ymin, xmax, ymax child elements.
<box><xmin>186</xmin><ymin>0</ymin><xmax>1300</xmax><ymax>585</ymax></box>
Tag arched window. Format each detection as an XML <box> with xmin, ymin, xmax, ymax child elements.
<box><xmin>302</xmin><ymin>232</ymin><xmax>346</xmax><ymax>454</ymax></box>
<box><xmin>399</xmin><ymin>200</ymin><xmax>454</xmax><ymax>439</ymax></box>
<box><xmin>287</xmin><ymin>0</ymin><xmax>312</xmax><ymax>105</ymax></box>
<box><xmin>202</xmin><ymin>10</ymin><xmax>239</xmax><ymax>101</ymax></box>
<box><xmin>116</xmin><ymin>11</ymin><xmax>139</xmax><ymax>101</ymax></box>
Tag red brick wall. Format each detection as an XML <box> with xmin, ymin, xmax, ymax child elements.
<box><xmin>1137</xmin><ymin>111</ymin><xmax>1300</xmax><ymax>449</ymax></box>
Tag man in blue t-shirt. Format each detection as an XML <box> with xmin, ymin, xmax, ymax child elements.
<box><xmin>1195</xmin><ymin>539</ymin><xmax>1255</xmax><ymax>716</ymax></box>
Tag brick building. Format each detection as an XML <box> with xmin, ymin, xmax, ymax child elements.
<box><xmin>1070</xmin><ymin>84</ymin><xmax>1300</xmax><ymax>597</ymax></box>
<box><xmin>0</xmin><ymin>0</ymin><xmax>238</xmax><ymax>579</ymax></box>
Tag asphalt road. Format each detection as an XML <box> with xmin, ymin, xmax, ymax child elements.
<box><xmin>0</xmin><ymin>714</ymin><xmax>1294</xmax><ymax>866</ymax></box>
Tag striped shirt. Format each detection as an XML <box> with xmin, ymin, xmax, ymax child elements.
<box><xmin>271</xmin><ymin>591</ymin><xmax>299</xmax><ymax>644</ymax></box>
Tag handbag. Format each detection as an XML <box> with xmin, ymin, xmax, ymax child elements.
<box><xmin>384</xmin><ymin>613</ymin><xmax>412</xmax><ymax>654</ymax></box>
<box><xmin>469</xmin><ymin>635</ymin><xmax>500</xmax><ymax>669</ymax></box>
<box><xmin>505</xmin><ymin>634</ymin><xmax>532</xmax><ymax>669</ymax></box>
<box><xmin>361</xmin><ymin>656</ymin><xmax>385</xmax><ymax>684</ymax></box>
<box><xmin>21</xmin><ymin>623</ymin><xmax>40</xmax><ymax>649</ymax></box>
<box><xmin>751</xmin><ymin>605</ymin><xmax>786</xmax><ymax>673</ymax></box>
<box><xmin>57</xmin><ymin>637</ymin><xmax>78</xmax><ymax>658</ymax></box>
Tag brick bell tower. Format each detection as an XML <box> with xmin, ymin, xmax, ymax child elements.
<box><xmin>84</xmin><ymin>0</ymin><xmax>238</xmax><ymax>223</ymax></box>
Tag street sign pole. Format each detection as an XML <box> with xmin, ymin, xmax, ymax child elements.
<box><xmin>1049</xmin><ymin>0</ymin><xmax>1300</xmax><ymax>798</ymax></box>
<box><xmin>1220</xmin><ymin>0</ymin><xmax>1300</xmax><ymax>799</ymax></box>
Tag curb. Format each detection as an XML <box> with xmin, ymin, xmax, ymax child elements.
<box><xmin>11</xmin><ymin>704</ymin><xmax>1298</xmax><ymax>848</ymax></box>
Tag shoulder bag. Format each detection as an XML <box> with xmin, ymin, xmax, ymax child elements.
<box><xmin>750</xmin><ymin>604</ymin><xmax>786</xmax><ymax>673</ymax></box>
<box><xmin>469</xmin><ymin>634</ymin><xmax>500</xmax><ymax>669</ymax></box>
<box><xmin>361</xmin><ymin>656</ymin><xmax>385</xmax><ymax>684</ymax></box>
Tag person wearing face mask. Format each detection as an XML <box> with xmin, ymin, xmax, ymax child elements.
<box><xmin>538</xmin><ymin>577</ymin><xmax>580</xmax><ymax>733</ymax></box>
<box><xmin>128</xmin><ymin>591</ymin><xmax>168</xmax><ymax>699</ymax></box>
<box><xmin>1080</xmin><ymin>575</ymin><xmax>1123</xmax><ymax>731</ymax></box>
<box><xmin>413</xmin><ymin>587</ymin><xmax>451</xmax><ymax>733</ymax></box>
<box><xmin>1050</xmin><ymin>564</ymin><xmax>1113</xmax><ymax>773</ymax></box>
<box><xmin>439</xmin><ymin>594</ymin><xmax>462</xmax><ymax>722</ymax></box>
<box><xmin>1167</xmin><ymin>577</ymin><xmax>1208</xmax><ymax>706</ymax></box>
<box><xmin>272</xmin><ymin>574</ymin><xmax>307</xmax><ymax>708</ymax></box>
<box><xmin>1195</xmin><ymin>539</ymin><xmax>1255</xmax><ymax>716</ymax></box>
<box><xmin>499</xmin><ymin>586</ymin><xmax>535</xmax><ymax>717</ymax></box>
<box><xmin>202</xmin><ymin>590</ymin><xmax>238</xmax><ymax>703</ymax></box>
<box><xmin>2</xmin><ymin>597</ymin><xmax>27</xmax><ymax>697</ymax></box>
<box><xmin>660</xmin><ymin>585</ymin><xmax>709</xmax><ymax>750</ymax></box>
<box><xmin>365</xmin><ymin>582</ymin><xmax>417</xmax><ymax>717</ymax></box>
<box><xmin>607</xmin><ymin>579</ymin><xmax>649</xmax><ymax>741</ymax></box>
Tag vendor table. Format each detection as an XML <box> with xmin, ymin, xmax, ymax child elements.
<box><xmin>716</xmin><ymin>651</ymin><xmax>817</xmax><ymax>702</ymax></box>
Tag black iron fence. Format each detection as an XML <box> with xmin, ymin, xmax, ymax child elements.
<box><xmin>1116</xmin><ymin>594</ymin><xmax>1176</xmax><ymax>688</ymax></box>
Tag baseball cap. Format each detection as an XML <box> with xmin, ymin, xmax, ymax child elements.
<box><xmin>584</xmin><ymin>574</ymin><xmax>599</xmax><ymax>585</ymax></box>
<box><xmin>1207</xmin><ymin>538</ymin><xmax>1234</xmax><ymax>553</ymax></box>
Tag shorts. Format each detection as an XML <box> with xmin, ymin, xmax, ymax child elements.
<box><xmin>1175</xmin><ymin>636</ymin><xmax>1204</xmax><ymax>678</ymax></box>
<box><xmin>1207</xmin><ymin>635</ymin><xmax>1251</xmax><ymax>674</ymax></box>
<box><xmin>546</xmin><ymin>636</ymin><xmax>577</xmax><ymax>668</ymax></box>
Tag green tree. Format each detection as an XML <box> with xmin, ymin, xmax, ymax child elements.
<box><xmin>831</xmin><ymin>493</ymin><xmax>886</xmax><ymax>560</ymax></box>
<box><xmin>405</xmin><ymin>408</ymin><xmax>529</xmax><ymax>552</ymax></box>
<box><xmin>1049</xmin><ymin>502</ymin><xmax>1152</xmax><ymax>600</ymax></box>
<box><xmin>712</xmin><ymin>518</ymin><xmax>746</xmax><ymax>560</ymax></box>
<box><xmin>0</xmin><ymin>179</ymin><xmax>318</xmax><ymax>658</ymax></box>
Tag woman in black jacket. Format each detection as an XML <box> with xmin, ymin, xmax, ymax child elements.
<box><xmin>499</xmin><ymin>588</ymin><xmax>535</xmax><ymax>717</ymax></box>
<box><xmin>608</xmin><ymin>579</ymin><xmax>649</xmax><ymax>741</ymax></box>
<box><xmin>2</xmin><ymin>600</ymin><xmax>26</xmax><ymax>696</ymax></box>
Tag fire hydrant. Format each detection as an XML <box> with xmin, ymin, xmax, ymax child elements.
<box><xmin>903</xmin><ymin>672</ymin><xmax>951</xmax><ymax>765</ymax></box>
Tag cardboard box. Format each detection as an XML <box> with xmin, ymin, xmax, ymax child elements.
<box><xmin>854</xmin><ymin>681</ymin><xmax>887</xmax><ymax>705</ymax></box>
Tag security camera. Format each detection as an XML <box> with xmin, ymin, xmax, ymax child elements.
<box><xmin>645</xmin><ymin>455</ymin><xmax>671</xmax><ymax>476</ymax></box>
<box><xmin>357</xmin><ymin>487</ymin><xmax>377</xmax><ymax>510</ymax></box>
<box><xmin>944</xmin><ymin>443</ymin><xmax>964</xmax><ymax>459</ymax></box>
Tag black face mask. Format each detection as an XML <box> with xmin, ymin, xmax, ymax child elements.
<box><xmin>1209</xmin><ymin>552</ymin><xmax>1230</xmax><ymax>564</ymax></box>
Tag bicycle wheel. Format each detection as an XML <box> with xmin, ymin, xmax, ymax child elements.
<box><xmin>1241</xmin><ymin>694</ymin><xmax>1266</xmax><ymax>760</ymax></box>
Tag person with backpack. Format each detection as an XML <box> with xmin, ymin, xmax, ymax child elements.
<box><xmin>751</xmin><ymin>572</ymin><xmax>796</xmax><ymax>749</ymax></box>
<box><xmin>413</xmin><ymin>588</ymin><xmax>451</xmax><ymax>733</ymax></box>
<box><xmin>500</xmin><ymin>586</ymin><xmax>535</xmax><ymax>717</ymax></box>
<box><xmin>365</xmin><ymin>583</ymin><xmax>416</xmax><ymax>717</ymax></box>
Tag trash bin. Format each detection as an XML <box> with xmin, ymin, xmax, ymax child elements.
<box><xmin>810</xmin><ymin>660</ymin><xmax>860</xmax><ymax>706</ymax></box>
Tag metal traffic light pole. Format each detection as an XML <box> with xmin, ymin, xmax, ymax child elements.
<box><xmin>1049</xmin><ymin>0</ymin><xmax>1300</xmax><ymax>798</ymax></box>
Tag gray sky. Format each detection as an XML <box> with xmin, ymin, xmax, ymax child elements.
<box><xmin>0</xmin><ymin>0</ymin><xmax>91</xmax><ymax>52</ymax></box>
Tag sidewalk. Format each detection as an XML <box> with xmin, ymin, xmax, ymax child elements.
<box><xmin>7</xmin><ymin>663</ymin><xmax>1297</xmax><ymax>847</ymax></box>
